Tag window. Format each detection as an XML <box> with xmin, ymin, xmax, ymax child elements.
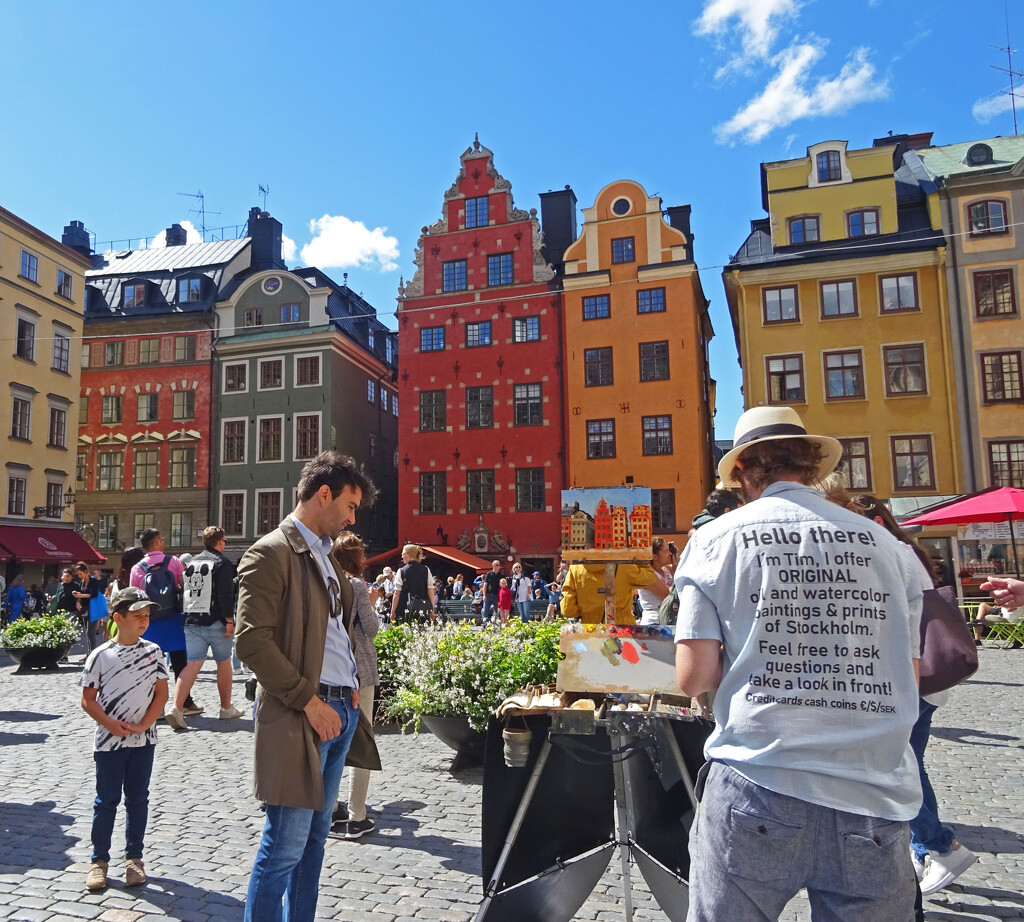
<box><xmin>256</xmin><ymin>492</ymin><xmax>281</xmax><ymax>535</ymax></box>
<box><xmin>767</xmin><ymin>355</ymin><xmax>805</xmax><ymax>403</ymax></box>
<box><xmin>584</xmin><ymin>347</ymin><xmax>613</xmax><ymax>386</ymax></box>
<box><xmin>513</xmin><ymin>383</ymin><xmax>542</xmax><ymax>426</ymax></box>
<box><xmin>76</xmin><ymin>451</ymin><xmax>88</xmax><ymax>487</ymax></box>
<box><xmin>178</xmin><ymin>277</ymin><xmax>202</xmax><ymax>302</ymax></box>
<box><xmin>97</xmin><ymin>451</ymin><xmax>124</xmax><ymax>490</ymax></box>
<box><xmin>419</xmin><ymin>472</ymin><xmax>446</xmax><ymax>514</ymax></box>
<box><xmin>97</xmin><ymin>514</ymin><xmax>119</xmax><ymax>549</ymax></box>
<box><xmin>763</xmin><ymin>286</ymin><xmax>798</xmax><ymax>323</ymax></box>
<box><xmin>57</xmin><ymin>269</ymin><xmax>73</xmax><ymax>299</ymax></box>
<box><xmin>884</xmin><ymin>344</ymin><xmax>926</xmax><ymax>396</ymax></box>
<box><xmin>611</xmin><ymin>237</ymin><xmax>635</xmax><ymax>263</ymax></box>
<box><xmin>123</xmin><ymin>282</ymin><xmax>145</xmax><ymax>308</ymax></box>
<box><xmin>169</xmin><ymin>446</ymin><xmax>196</xmax><ymax>487</ymax></box>
<box><xmin>466</xmin><ymin>469</ymin><xmax>495</xmax><ymax>513</ymax></box>
<box><xmin>816</xmin><ymin>150</ymin><xmax>841</xmax><ymax>182</ymax></box>
<box><xmin>392</xmin><ymin>394</ymin><xmax>398</xmax><ymax>416</ymax></box>
<box><xmin>133</xmin><ymin>513</ymin><xmax>155</xmax><ymax>543</ymax></box>
<box><xmin>48</xmin><ymin>406</ymin><xmax>67</xmax><ymax>448</ymax></box>
<box><xmin>969</xmin><ymin>200</ymin><xmax>1008</xmax><ymax>236</ymax></box>
<box><xmin>259</xmin><ymin>359</ymin><xmax>283</xmax><ymax>389</ymax></box>
<box><xmin>466</xmin><ymin>386</ymin><xmax>493</xmax><ymax>429</ymax></box>
<box><xmin>891</xmin><ymin>435</ymin><xmax>935</xmax><ymax>490</ymax></box>
<box><xmin>172</xmin><ymin>389</ymin><xmax>195</xmax><ymax>421</ymax></box>
<box><xmin>15</xmin><ymin>318</ymin><xmax>35</xmax><ymax>361</ymax></box>
<box><xmin>651</xmin><ymin>489</ymin><xmax>676</xmax><ymax>531</ymax></box>
<box><xmin>386</xmin><ymin>337</ymin><xmax>395</xmax><ymax>364</ymax></box>
<box><xmin>133</xmin><ymin>448</ymin><xmax>159</xmax><ymax>489</ymax></box>
<box><xmin>824</xmin><ymin>350</ymin><xmax>864</xmax><ymax>399</ymax></box>
<box><xmin>837</xmin><ymin>438</ymin><xmax>872</xmax><ymax>491</ymax></box>
<box><xmin>78</xmin><ymin>396</ymin><xmax>88</xmax><ymax>426</ymax></box>
<box><xmin>380</xmin><ymin>387</ymin><xmax>388</xmax><ymax>411</ymax></box>
<box><xmin>224</xmin><ymin>362</ymin><xmax>247</xmax><ymax>392</ymax></box>
<box><xmin>11</xmin><ymin>396</ymin><xmax>31</xmax><ymax>439</ymax></box>
<box><xmin>139</xmin><ymin>339</ymin><xmax>160</xmax><ymax>363</ymax></box>
<box><xmin>880</xmin><ymin>274</ymin><xmax>918</xmax><ymax>313</ymax></box>
<box><xmin>586</xmin><ymin>419</ymin><xmax>616</xmax><ymax>459</ymax></box>
<box><xmin>789</xmin><ymin>216</ymin><xmax>820</xmax><ymax>244</ymax></box>
<box><xmin>51</xmin><ymin>332</ymin><xmax>70</xmax><ymax>372</ymax></box>
<box><xmin>420</xmin><ymin>326</ymin><xmax>445</xmax><ymax>351</ymax></box>
<box><xmin>639</xmin><ymin>341</ymin><xmax>670</xmax><ymax>382</ymax></box>
<box><xmin>81</xmin><ymin>344</ymin><xmax>90</xmax><ymax>368</ymax></box>
<box><xmin>974</xmin><ymin>269</ymin><xmax>1016</xmax><ymax>317</ymax></box>
<box><xmin>367</xmin><ymin>380</ymin><xmax>375</xmax><ymax>403</ymax></box>
<box><xmin>637</xmin><ymin>288</ymin><xmax>666</xmax><ymax>313</ymax></box>
<box><xmin>296</xmin><ymin>355</ymin><xmax>320</xmax><ymax>386</ymax></box>
<box><xmin>20</xmin><ymin>250</ymin><xmax>39</xmax><ymax>281</ymax></box>
<box><xmin>258</xmin><ymin>418</ymin><xmax>283</xmax><ymax>462</ymax></box>
<box><xmin>487</xmin><ymin>253</ymin><xmax>514</xmax><ymax>286</ymax></box>
<box><xmin>443</xmin><ymin>260</ymin><xmax>467</xmax><ymax>292</ymax></box>
<box><xmin>419</xmin><ymin>390</ymin><xmax>446</xmax><ymax>431</ymax></box>
<box><xmin>280</xmin><ymin>303</ymin><xmax>300</xmax><ymax>324</ymax></box>
<box><xmin>170</xmin><ymin>511</ymin><xmax>193</xmax><ymax>548</ymax></box>
<box><xmin>7</xmin><ymin>477</ymin><xmax>26</xmax><ymax>515</ymax></box>
<box><xmin>989</xmin><ymin>440</ymin><xmax>1024</xmax><ymax>488</ymax></box>
<box><xmin>514</xmin><ymin>316</ymin><xmax>540</xmax><ymax>342</ymax></box>
<box><xmin>295</xmin><ymin>414</ymin><xmax>320</xmax><ymax>459</ymax></box>
<box><xmin>174</xmin><ymin>335</ymin><xmax>196</xmax><ymax>362</ymax></box>
<box><xmin>847</xmin><ymin>209</ymin><xmax>879</xmax><ymax>237</ymax></box>
<box><xmin>101</xmin><ymin>395</ymin><xmax>122</xmax><ymax>424</ymax></box>
<box><xmin>368</xmin><ymin>433</ymin><xmax>377</xmax><ymax>469</ymax></box>
<box><xmin>821</xmin><ymin>280</ymin><xmax>857</xmax><ymax>318</ymax></box>
<box><xmin>515</xmin><ymin>467</ymin><xmax>545</xmax><ymax>511</ymax></box>
<box><xmin>104</xmin><ymin>341</ymin><xmax>124</xmax><ymax>366</ymax></box>
<box><xmin>466</xmin><ymin>321</ymin><xmax>492</xmax><ymax>348</ymax></box>
<box><xmin>244</xmin><ymin>308</ymin><xmax>263</xmax><ymax>327</ymax></box>
<box><xmin>981</xmin><ymin>352</ymin><xmax>1024</xmax><ymax>402</ymax></box>
<box><xmin>465</xmin><ymin>196</ymin><xmax>489</xmax><ymax>228</ymax></box>
<box><xmin>223</xmin><ymin>420</ymin><xmax>247</xmax><ymax>463</ymax></box>
<box><xmin>221</xmin><ymin>493</ymin><xmax>245</xmax><ymax>536</ymax></box>
<box><xmin>583</xmin><ymin>295</ymin><xmax>610</xmax><ymax>320</ymax></box>
<box><xmin>45</xmin><ymin>482</ymin><xmax>64</xmax><ymax>517</ymax></box>
<box><xmin>642</xmin><ymin>415</ymin><xmax>673</xmax><ymax>455</ymax></box>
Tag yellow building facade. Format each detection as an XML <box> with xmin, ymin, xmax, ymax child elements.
<box><xmin>724</xmin><ymin>136</ymin><xmax>962</xmax><ymax>500</ymax></box>
<box><xmin>562</xmin><ymin>180</ymin><xmax>715</xmax><ymax>542</ymax></box>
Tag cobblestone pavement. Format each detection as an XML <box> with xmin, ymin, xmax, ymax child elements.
<box><xmin>1</xmin><ymin>638</ymin><xmax>1022</xmax><ymax>922</ymax></box>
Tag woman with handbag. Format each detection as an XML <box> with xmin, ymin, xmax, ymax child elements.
<box><xmin>72</xmin><ymin>562</ymin><xmax>106</xmax><ymax>652</ymax></box>
<box><xmin>390</xmin><ymin>544</ymin><xmax>435</xmax><ymax>624</ymax></box>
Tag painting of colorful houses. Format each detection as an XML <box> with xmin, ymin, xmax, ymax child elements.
<box><xmin>561</xmin><ymin>486</ymin><xmax>653</xmax><ymax>558</ymax></box>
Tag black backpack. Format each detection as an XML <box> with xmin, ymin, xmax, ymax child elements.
<box><xmin>140</xmin><ymin>555</ymin><xmax>182</xmax><ymax>621</ymax></box>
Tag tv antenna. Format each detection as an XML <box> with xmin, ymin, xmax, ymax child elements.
<box><xmin>258</xmin><ymin>184</ymin><xmax>270</xmax><ymax>210</ymax></box>
<box><xmin>175</xmin><ymin>190</ymin><xmax>222</xmax><ymax>241</ymax></box>
<box><xmin>989</xmin><ymin>0</ymin><xmax>1023</xmax><ymax>134</ymax></box>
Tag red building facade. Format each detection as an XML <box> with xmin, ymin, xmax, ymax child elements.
<box><xmin>396</xmin><ymin>139</ymin><xmax>565</xmax><ymax>578</ymax></box>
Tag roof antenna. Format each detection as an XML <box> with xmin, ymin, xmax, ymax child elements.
<box><xmin>258</xmin><ymin>184</ymin><xmax>270</xmax><ymax>211</ymax></box>
<box><xmin>176</xmin><ymin>190</ymin><xmax>222</xmax><ymax>241</ymax></box>
<box><xmin>989</xmin><ymin>0</ymin><xmax>1022</xmax><ymax>135</ymax></box>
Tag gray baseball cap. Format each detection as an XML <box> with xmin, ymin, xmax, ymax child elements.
<box><xmin>111</xmin><ymin>586</ymin><xmax>159</xmax><ymax>612</ymax></box>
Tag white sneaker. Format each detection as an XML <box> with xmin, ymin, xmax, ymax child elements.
<box><xmin>219</xmin><ymin>704</ymin><xmax>245</xmax><ymax>720</ymax></box>
<box><xmin>910</xmin><ymin>850</ymin><xmax>926</xmax><ymax>881</ymax></box>
<box><xmin>165</xmin><ymin>708</ymin><xmax>187</xmax><ymax>731</ymax></box>
<box><xmin>920</xmin><ymin>841</ymin><xmax>976</xmax><ymax>894</ymax></box>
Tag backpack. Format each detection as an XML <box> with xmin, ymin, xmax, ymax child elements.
<box><xmin>658</xmin><ymin>586</ymin><xmax>680</xmax><ymax>625</ymax></box>
<box><xmin>183</xmin><ymin>552</ymin><xmax>218</xmax><ymax>626</ymax></box>
<box><xmin>140</xmin><ymin>555</ymin><xmax>182</xmax><ymax>621</ymax></box>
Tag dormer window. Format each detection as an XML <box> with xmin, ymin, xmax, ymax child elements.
<box><xmin>816</xmin><ymin>151</ymin><xmax>842</xmax><ymax>182</ymax></box>
<box><xmin>969</xmin><ymin>200</ymin><xmax>1008</xmax><ymax>236</ymax></box>
<box><xmin>123</xmin><ymin>281</ymin><xmax>146</xmax><ymax>308</ymax></box>
<box><xmin>178</xmin><ymin>276</ymin><xmax>202</xmax><ymax>303</ymax></box>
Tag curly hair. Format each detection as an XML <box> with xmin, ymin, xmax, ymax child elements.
<box><xmin>332</xmin><ymin>531</ymin><xmax>367</xmax><ymax>578</ymax></box>
<box><xmin>733</xmin><ymin>438</ymin><xmax>825</xmax><ymax>489</ymax></box>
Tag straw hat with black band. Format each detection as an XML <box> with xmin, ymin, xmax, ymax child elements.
<box><xmin>717</xmin><ymin>406</ymin><xmax>844</xmax><ymax>488</ymax></box>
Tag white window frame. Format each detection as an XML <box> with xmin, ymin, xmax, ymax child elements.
<box><xmin>292</xmin><ymin>411</ymin><xmax>322</xmax><ymax>461</ymax></box>
<box><xmin>257</xmin><ymin>356</ymin><xmax>285</xmax><ymax>391</ymax></box>
<box><xmin>293</xmin><ymin>352</ymin><xmax>321</xmax><ymax>388</ymax></box>
<box><xmin>20</xmin><ymin>249</ymin><xmax>39</xmax><ymax>282</ymax></box>
<box><xmin>222</xmin><ymin>360</ymin><xmax>249</xmax><ymax>394</ymax></box>
<box><xmin>51</xmin><ymin>322</ymin><xmax>72</xmax><ymax>373</ymax></box>
<box><xmin>256</xmin><ymin>414</ymin><xmax>285</xmax><ymax>464</ymax></box>
<box><xmin>221</xmin><ymin>416</ymin><xmax>249</xmax><ymax>465</ymax></box>
<box><xmin>220</xmin><ymin>490</ymin><xmax>248</xmax><ymax>537</ymax></box>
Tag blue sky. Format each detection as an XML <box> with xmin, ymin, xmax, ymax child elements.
<box><xmin>1</xmin><ymin>0</ymin><xmax>1018</xmax><ymax>436</ymax></box>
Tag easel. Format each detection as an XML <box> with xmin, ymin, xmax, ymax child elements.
<box><xmin>560</xmin><ymin>551</ymin><xmax>652</xmax><ymax>626</ymax></box>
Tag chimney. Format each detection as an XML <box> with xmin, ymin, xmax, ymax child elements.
<box><xmin>165</xmin><ymin>223</ymin><xmax>187</xmax><ymax>247</ymax></box>
<box><xmin>538</xmin><ymin>186</ymin><xmax>578</xmax><ymax>276</ymax></box>
<box><xmin>249</xmin><ymin>207</ymin><xmax>285</xmax><ymax>271</ymax></box>
<box><xmin>61</xmin><ymin>220</ymin><xmax>91</xmax><ymax>257</ymax></box>
<box><xmin>665</xmin><ymin>205</ymin><xmax>694</xmax><ymax>262</ymax></box>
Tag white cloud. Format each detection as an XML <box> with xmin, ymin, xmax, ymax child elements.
<box><xmin>150</xmin><ymin>219</ymin><xmax>203</xmax><ymax>248</ymax></box>
<box><xmin>695</xmin><ymin>0</ymin><xmax>800</xmax><ymax>73</ymax></box>
<box><xmin>715</xmin><ymin>44</ymin><xmax>888</xmax><ymax>144</ymax></box>
<box><xmin>973</xmin><ymin>92</ymin><xmax>1015</xmax><ymax>124</ymax></box>
<box><xmin>281</xmin><ymin>233</ymin><xmax>297</xmax><ymax>264</ymax></box>
<box><xmin>299</xmin><ymin>214</ymin><xmax>399</xmax><ymax>272</ymax></box>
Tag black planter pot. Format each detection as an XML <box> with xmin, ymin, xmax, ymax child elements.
<box><xmin>421</xmin><ymin>713</ymin><xmax>486</xmax><ymax>771</ymax></box>
<box><xmin>5</xmin><ymin>643</ymin><xmax>73</xmax><ymax>672</ymax></box>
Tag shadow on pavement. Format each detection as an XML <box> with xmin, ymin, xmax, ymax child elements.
<box><xmin>0</xmin><ymin>732</ymin><xmax>49</xmax><ymax>745</ymax></box>
<box><xmin>127</xmin><ymin>877</ymin><xmax>245</xmax><ymax>919</ymax></box>
<box><xmin>0</xmin><ymin>801</ymin><xmax>77</xmax><ymax>871</ymax></box>
<box><xmin>955</xmin><ymin>884</ymin><xmax>1024</xmax><ymax>904</ymax></box>
<box><xmin>930</xmin><ymin>727</ymin><xmax>1021</xmax><ymax>747</ymax></box>
<box><xmin>0</xmin><ymin>710</ymin><xmax>62</xmax><ymax>722</ymax></box>
<box><xmin>948</xmin><ymin>822</ymin><xmax>1024</xmax><ymax>854</ymax></box>
<box><xmin>371</xmin><ymin>799</ymin><xmax>481</xmax><ymax>875</ymax></box>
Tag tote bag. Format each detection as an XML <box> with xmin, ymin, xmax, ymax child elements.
<box><xmin>918</xmin><ymin>587</ymin><xmax>979</xmax><ymax>697</ymax></box>
<box><xmin>88</xmin><ymin>593</ymin><xmax>109</xmax><ymax>623</ymax></box>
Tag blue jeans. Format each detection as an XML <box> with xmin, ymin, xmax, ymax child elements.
<box><xmin>244</xmin><ymin>698</ymin><xmax>359</xmax><ymax>922</ymax></box>
<box><xmin>481</xmin><ymin>597</ymin><xmax>498</xmax><ymax>620</ymax></box>
<box><xmin>92</xmin><ymin>744</ymin><xmax>155</xmax><ymax>862</ymax></box>
<box><xmin>516</xmin><ymin>600</ymin><xmax>531</xmax><ymax>623</ymax></box>
<box><xmin>909</xmin><ymin>699</ymin><xmax>955</xmax><ymax>859</ymax></box>
<box><xmin>687</xmin><ymin>762</ymin><xmax>914</xmax><ymax>922</ymax></box>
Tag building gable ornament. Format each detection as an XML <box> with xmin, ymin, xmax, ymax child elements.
<box><xmin>531</xmin><ymin>214</ymin><xmax>555</xmax><ymax>283</ymax></box>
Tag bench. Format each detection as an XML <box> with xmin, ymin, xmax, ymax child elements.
<box><xmin>435</xmin><ymin>599</ymin><xmax>482</xmax><ymax>622</ymax></box>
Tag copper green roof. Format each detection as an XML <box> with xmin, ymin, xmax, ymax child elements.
<box><xmin>917</xmin><ymin>135</ymin><xmax>1024</xmax><ymax>179</ymax></box>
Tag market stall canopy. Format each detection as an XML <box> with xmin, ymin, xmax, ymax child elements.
<box><xmin>0</xmin><ymin>525</ymin><xmax>105</xmax><ymax>564</ymax></box>
<box><xmin>364</xmin><ymin>544</ymin><xmax>492</xmax><ymax>573</ymax></box>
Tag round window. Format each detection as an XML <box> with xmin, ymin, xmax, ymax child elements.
<box><xmin>262</xmin><ymin>277</ymin><xmax>281</xmax><ymax>294</ymax></box>
<box><xmin>612</xmin><ymin>198</ymin><xmax>631</xmax><ymax>216</ymax></box>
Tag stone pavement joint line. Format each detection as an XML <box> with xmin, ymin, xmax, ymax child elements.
<box><xmin>1</xmin><ymin>643</ymin><xmax>1023</xmax><ymax>920</ymax></box>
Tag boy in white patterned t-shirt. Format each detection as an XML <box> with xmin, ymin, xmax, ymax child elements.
<box><xmin>80</xmin><ymin>586</ymin><xmax>169</xmax><ymax>891</ymax></box>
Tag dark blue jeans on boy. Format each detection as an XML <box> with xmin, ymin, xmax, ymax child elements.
<box><xmin>92</xmin><ymin>744</ymin><xmax>155</xmax><ymax>862</ymax></box>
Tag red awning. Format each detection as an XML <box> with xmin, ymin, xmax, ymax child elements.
<box><xmin>364</xmin><ymin>545</ymin><xmax>493</xmax><ymax>573</ymax></box>
<box><xmin>0</xmin><ymin>525</ymin><xmax>105</xmax><ymax>564</ymax></box>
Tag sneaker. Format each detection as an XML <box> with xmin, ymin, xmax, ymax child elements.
<box><xmin>124</xmin><ymin>858</ymin><xmax>147</xmax><ymax>887</ymax></box>
<box><xmin>910</xmin><ymin>851</ymin><xmax>927</xmax><ymax>881</ymax></box>
<box><xmin>219</xmin><ymin>704</ymin><xmax>245</xmax><ymax>720</ymax></box>
<box><xmin>165</xmin><ymin>708</ymin><xmax>187</xmax><ymax>731</ymax></box>
<box><xmin>182</xmin><ymin>700</ymin><xmax>204</xmax><ymax>716</ymax></box>
<box><xmin>342</xmin><ymin>817</ymin><xmax>375</xmax><ymax>839</ymax></box>
<box><xmin>85</xmin><ymin>860</ymin><xmax>108</xmax><ymax>890</ymax></box>
<box><xmin>332</xmin><ymin>802</ymin><xmax>349</xmax><ymax>824</ymax></box>
<box><xmin>920</xmin><ymin>841</ymin><xmax>976</xmax><ymax>894</ymax></box>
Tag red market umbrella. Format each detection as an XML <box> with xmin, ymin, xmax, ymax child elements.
<box><xmin>903</xmin><ymin>487</ymin><xmax>1024</xmax><ymax>577</ymax></box>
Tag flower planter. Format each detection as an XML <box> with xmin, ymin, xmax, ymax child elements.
<box><xmin>421</xmin><ymin>713</ymin><xmax>486</xmax><ymax>770</ymax></box>
<box><xmin>5</xmin><ymin>643</ymin><xmax>73</xmax><ymax>672</ymax></box>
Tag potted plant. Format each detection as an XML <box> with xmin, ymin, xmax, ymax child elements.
<box><xmin>1</xmin><ymin>612</ymin><xmax>81</xmax><ymax>672</ymax></box>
